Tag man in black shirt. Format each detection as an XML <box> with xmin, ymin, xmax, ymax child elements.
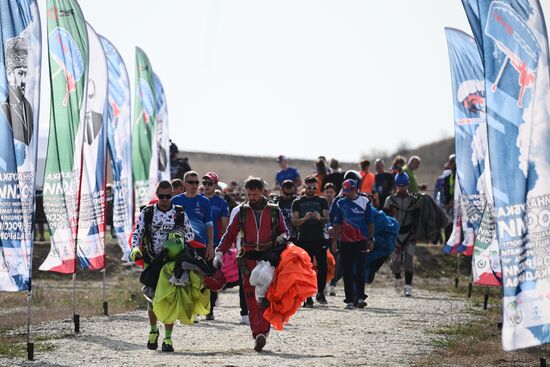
<box><xmin>292</xmin><ymin>175</ymin><xmax>330</xmax><ymax>306</ymax></box>
<box><xmin>275</xmin><ymin>180</ymin><xmax>298</xmax><ymax>243</ymax></box>
<box><xmin>374</xmin><ymin>158</ymin><xmax>394</xmax><ymax>210</ymax></box>
<box><xmin>322</xmin><ymin>158</ymin><xmax>344</xmax><ymax>193</ymax></box>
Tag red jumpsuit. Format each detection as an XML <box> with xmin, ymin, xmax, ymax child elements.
<box><xmin>217</xmin><ymin>201</ymin><xmax>288</xmax><ymax>338</ymax></box>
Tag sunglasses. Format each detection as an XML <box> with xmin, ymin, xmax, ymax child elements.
<box><xmin>305</xmin><ymin>186</ymin><xmax>318</xmax><ymax>190</ymax></box>
<box><xmin>186</xmin><ymin>180</ymin><xmax>200</xmax><ymax>185</ymax></box>
<box><xmin>202</xmin><ymin>181</ymin><xmax>214</xmax><ymax>186</ymax></box>
<box><xmin>157</xmin><ymin>194</ymin><xmax>172</xmax><ymax>200</ymax></box>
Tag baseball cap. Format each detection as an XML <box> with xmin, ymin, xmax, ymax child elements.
<box><xmin>276</xmin><ymin>155</ymin><xmax>287</xmax><ymax>162</ymax></box>
<box><xmin>342</xmin><ymin>179</ymin><xmax>357</xmax><ymax>193</ymax></box>
<box><xmin>202</xmin><ymin>172</ymin><xmax>219</xmax><ymax>184</ymax></box>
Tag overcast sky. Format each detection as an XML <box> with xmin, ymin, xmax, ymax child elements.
<box><xmin>37</xmin><ymin>1</ymin><xmax>550</xmax><ymax>162</ymax></box>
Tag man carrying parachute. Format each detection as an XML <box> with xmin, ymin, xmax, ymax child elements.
<box><xmin>130</xmin><ymin>180</ymin><xmax>210</xmax><ymax>352</ymax></box>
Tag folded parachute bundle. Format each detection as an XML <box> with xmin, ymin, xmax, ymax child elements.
<box><xmin>250</xmin><ymin>260</ymin><xmax>276</xmax><ymax>302</ymax></box>
<box><xmin>153</xmin><ymin>261</ymin><xmax>211</xmax><ymax>324</ymax></box>
<box><xmin>263</xmin><ymin>244</ymin><xmax>317</xmax><ymax>331</ymax></box>
<box><xmin>364</xmin><ymin>207</ymin><xmax>399</xmax><ymax>284</ymax></box>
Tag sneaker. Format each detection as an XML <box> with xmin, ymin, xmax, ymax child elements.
<box><xmin>404</xmin><ymin>285</ymin><xmax>413</xmax><ymax>297</ymax></box>
<box><xmin>316</xmin><ymin>292</ymin><xmax>328</xmax><ymax>305</ymax></box>
<box><xmin>147</xmin><ymin>329</ymin><xmax>159</xmax><ymax>350</ymax></box>
<box><xmin>240</xmin><ymin>315</ymin><xmax>250</xmax><ymax>325</ymax></box>
<box><xmin>329</xmin><ymin>285</ymin><xmax>336</xmax><ymax>296</ymax></box>
<box><xmin>205</xmin><ymin>313</ymin><xmax>215</xmax><ymax>321</ymax></box>
<box><xmin>303</xmin><ymin>297</ymin><xmax>314</xmax><ymax>308</ymax></box>
<box><xmin>354</xmin><ymin>298</ymin><xmax>367</xmax><ymax>309</ymax></box>
<box><xmin>344</xmin><ymin>303</ymin><xmax>355</xmax><ymax>310</ymax></box>
<box><xmin>194</xmin><ymin>316</ymin><xmax>199</xmax><ymax>324</ymax></box>
<box><xmin>254</xmin><ymin>334</ymin><xmax>267</xmax><ymax>352</ymax></box>
<box><xmin>161</xmin><ymin>337</ymin><xmax>174</xmax><ymax>352</ymax></box>
<box><xmin>394</xmin><ymin>278</ymin><xmax>403</xmax><ymax>294</ymax></box>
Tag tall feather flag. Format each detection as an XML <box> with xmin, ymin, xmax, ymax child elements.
<box><xmin>132</xmin><ymin>48</ymin><xmax>157</xmax><ymax>214</ymax></box>
<box><xmin>463</xmin><ymin>0</ymin><xmax>550</xmax><ymax>351</ymax></box>
<box><xmin>153</xmin><ymin>72</ymin><xmax>170</xmax><ymax>182</ymax></box>
<box><xmin>40</xmin><ymin>0</ymin><xmax>88</xmax><ymax>274</ymax></box>
<box><xmin>444</xmin><ymin>27</ymin><xmax>501</xmax><ymax>286</ymax></box>
<box><xmin>74</xmin><ymin>22</ymin><xmax>108</xmax><ymax>271</ymax></box>
<box><xmin>0</xmin><ymin>0</ymin><xmax>41</xmax><ymax>291</ymax></box>
<box><xmin>100</xmin><ymin>35</ymin><xmax>133</xmax><ymax>261</ymax></box>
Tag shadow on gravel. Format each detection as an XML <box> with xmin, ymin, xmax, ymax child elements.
<box><xmin>366</xmin><ymin>307</ymin><xmax>402</xmax><ymax>314</ymax></box>
<box><xmin>110</xmin><ymin>314</ymin><xmax>148</xmax><ymax>322</ymax></box>
<box><xmin>83</xmin><ymin>335</ymin><xmax>143</xmax><ymax>351</ymax></box>
<box><xmin>170</xmin><ymin>349</ymin><xmax>334</xmax><ymax>360</ymax></box>
<box><xmin>20</xmin><ymin>362</ymin><xmax>68</xmax><ymax>367</ymax></box>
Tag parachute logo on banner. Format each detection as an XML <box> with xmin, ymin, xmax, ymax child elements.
<box><xmin>0</xmin><ymin>0</ymin><xmax>41</xmax><ymax>292</ymax></box>
<box><xmin>48</xmin><ymin>27</ymin><xmax>84</xmax><ymax>106</ymax></box>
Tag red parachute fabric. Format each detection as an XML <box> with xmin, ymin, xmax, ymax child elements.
<box><xmin>222</xmin><ymin>248</ymin><xmax>239</xmax><ymax>283</ymax></box>
<box><xmin>263</xmin><ymin>244</ymin><xmax>317</xmax><ymax>331</ymax></box>
<box><xmin>312</xmin><ymin>249</ymin><xmax>336</xmax><ymax>283</ymax></box>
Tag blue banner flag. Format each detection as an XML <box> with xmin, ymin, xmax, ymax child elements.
<box><xmin>100</xmin><ymin>35</ymin><xmax>133</xmax><ymax>261</ymax></box>
<box><xmin>463</xmin><ymin>0</ymin><xmax>550</xmax><ymax>351</ymax></box>
<box><xmin>444</xmin><ymin>27</ymin><xmax>501</xmax><ymax>286</ymax></box>
<box><xmin>0</xmin><ymin>0</ymin><xmax>41</xmax><ymax>291</ymax></box>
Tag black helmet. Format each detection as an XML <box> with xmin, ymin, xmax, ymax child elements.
<box><xmin>344</xmin><ymin>169</ymin><xmax>361</xmax><ymax>182</ymax></box>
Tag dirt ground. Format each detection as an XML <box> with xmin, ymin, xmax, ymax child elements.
<box><xmin>0</xmin><ymin>272</ymin><xmax>473</xmax><ymax>367</ymax></box>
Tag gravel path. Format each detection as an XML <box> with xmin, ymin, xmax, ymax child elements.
<box><xmin>2</xmin><ymin>281</ymin><xmax>471</xmax><ymax>367</ymax></box>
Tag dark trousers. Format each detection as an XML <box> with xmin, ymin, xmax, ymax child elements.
<box><xmin>330</xmin><ymin>241</ymin><xmax>343</xmax><ymax>287</ymax></box>
<box><xmin>238</xmin><ymin>268</ymin><xmax>248</xmax><ymax>316</ymax></box>
<box><xmin>298</xmin><ymin>240</ymin><xmax>327</xmax><ymax>294</ymax></box>
<box><xmin>341</xmin><ymin>240</ymin><xmax>367</xmax><ymax>303</ymax></box>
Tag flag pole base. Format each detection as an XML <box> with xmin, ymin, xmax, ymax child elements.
<box><xmin>541</xmin><ymin>358</ymin><xmax>547</xmax><ymax>367</ymax></box>
<box><xmin>454</xmin><ymin>277</ymin><xmax>459</xmax><ymax>288</ymax></box>
<box><xmin>27</xmin><ymin>342</ymin><xmax>34</xmax><ymax>361</ymax></box>
<box><xmin>73</xmin><ymin>314</ymin><xmax>80</xmax><ymax>333</ymax></box>
<box><xmin>483</xmin><ymin>293</ymin><xmax>489</xmax><ymax>310</ymax></box>
<box><xmin>103</xmin><ymin>301</ymin><xmax>108</xmax><ymax>316</ymax></box>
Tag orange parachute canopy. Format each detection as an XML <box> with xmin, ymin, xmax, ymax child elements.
<box><xmin>312</xmin><ymin>249</ymin><xmax>336</xmax><ymax>283</ymax></box>
<box><xmin>263</xmin><ymin>244</ymin><xmax>317</xmax><ymax>331</ymax></box>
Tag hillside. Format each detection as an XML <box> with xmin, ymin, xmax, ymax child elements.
<box><xmin>178</xmin><ymin>137</ymin><xmax>454</xmax><ymax>190</ymax></box>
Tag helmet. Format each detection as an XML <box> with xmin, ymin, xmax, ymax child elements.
<box><xmin>203</xmin><ymin>269</ymin><xmax>227</xmax><ymax>292</ymax></box>
<box><xmin>343</xmin><ymin>169</ymin><xmax>361</xmax><ymax>182</ymax></box>
<box><xmin>394</xmin><ymin>172</ymin><xmax>410</xmax><ymax>187</ymax></box>
<box><xmin>163</xmin><ymin>232</ymin><xmax>185</xmax><ymax>260</ymax></box>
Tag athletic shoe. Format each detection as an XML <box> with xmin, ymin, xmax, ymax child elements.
<box><xmin>240</xmin><ymin>315</ymin><xmax>250</xmax><ymax>325</ymax></box>
<box><xmin>194</xmin><ymin>316</ymin><xmax>199</xmax><ymax>324</ymax></box>
<box><xmin>329</xmin><ymin>285</ymin><xmax>336</xmax><ymax>296</ymax></box>
<box><xmin>344</xmin><ymin>303</ymin><xmax>355</xmax><ymax>310</ymax></box>
<box><xmin>394</xmin><ymin>278</ymin><xmax>403</xmax><ymax>294</ymax></box>
<box><xmin>147</xmin><ymin>329</ymin><xmax>159</xmax><ymax>350</ymax></box>
<box><xmin>316</xmin><ymin>293</ymin><xmax>328</xmax><ymax>305</ymax></box>
<box><xmin>354</xmin><ymin>298</ymin><xmax>367</xmax><ymax>309</ymax></box>
<box><xmin>303</xmin><ymin>297</ymin><xmax>314</xmax><ymax>308</ymax></box>
<box><xmin>254</xmin><ymin>334</ymin><xmax>267</xmax><ymax>352</ymax></box>
<box><xmin>404</xmin><ymin>285</ymin><xmax>413</xmax><ymax>297</ymax></box>
<box><xmin>161</xmin><ymin>337</ymin><xmax>174</xmax><ymax>352</ymax></box>
<box><xmin>205</xmin><ymin>313</ymin><xmax>215</xmax><ymax>321</ymax></box>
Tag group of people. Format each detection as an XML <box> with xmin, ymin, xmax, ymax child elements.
<box><xmin>129</xmin><ymin>152</ymin><xmax>430</xmax><ymax>353</ymax></box>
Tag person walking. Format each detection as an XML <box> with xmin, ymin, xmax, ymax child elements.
<box><xmin>130</xmin><ymin>180</ymin><xmax>196</xmax><ymax>352</ymax></box>
<box><xmin>215</xmin><ymin>178</ymin><xmax>288</xmax><ymax>352</ymax></box>
<box><xmin>331</xmin><ymin>179</ymin><xmax>374</xmax><ymax>309</ymax></box>
<box><xmin>384</xmin><ymin>172</ymin><xmax>419</xmax><ymax>297</ymax></box>
<box><xmin>292</xmin><ymin>175</ymin><xmax>330</xmax><ymax>306</ymax></box>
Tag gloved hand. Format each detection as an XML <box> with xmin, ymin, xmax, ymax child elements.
<box><xmin>213</xmin><ymin>251</ymin><xmax>224</xmax><ymax>268</ymax></box>
<box><xmin>129</xmin><ymin>247</ymin><xmax>142</xmax><ymax>262</ymax></box>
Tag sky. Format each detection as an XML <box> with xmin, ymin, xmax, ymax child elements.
<box><xmin>36</xmin><ymin>1</ymin><xmax>550</xmax><ymax>162</ymax></box>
